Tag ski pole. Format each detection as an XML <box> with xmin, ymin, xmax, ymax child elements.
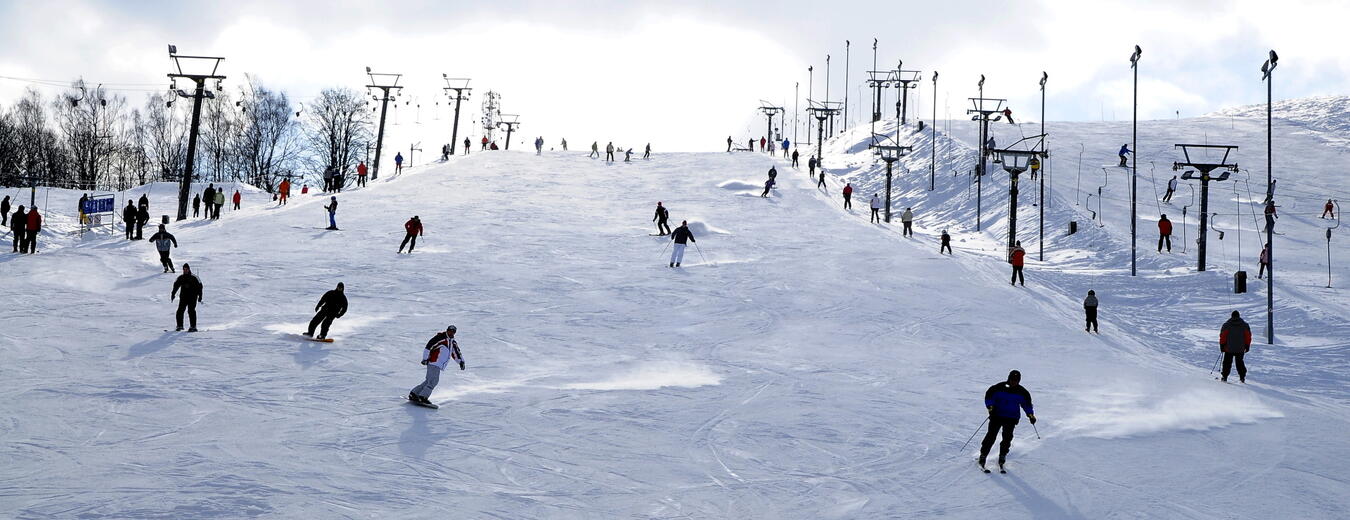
<box><xmin>1208</xmin><ymin>352</ymin><xmax>1223</xmax><ymax>376</ymax></box>
<box><xmin>660</xmin><ymin>239</ymin><xmax>671</xmax><ymax>257</ymax></box>
<box><xmin>1031</xmin><ymin>421</ymin><xmax>1041</xmax><ymax>440</ymax></box>
<box><xmin>693</xmin><ymin>241</ymin><xmax>709</xmax><ymax>264</ymax></box>
<box><xmin>960</xmin><ymin>417</ymin><xmax>989</xmax><ymax>452</ymax></box>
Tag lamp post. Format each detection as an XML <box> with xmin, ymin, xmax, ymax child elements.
<box><xmin>807</xmin><ymin>66</ymin><xmax>814</xmax><ymax>146</ymax></box>
<box><xmin>995</xmin><ymin>149</ymin><xmax>1035</xmax><ymax>259</ymax></box>
<box><xmin>1261</xmin><ymin>49</ymin><xmax>1278</xmax><ymax>343</ymax></box>
<box><xmin>876</xmin><ymin>143</ymin><xmax>912</xmax><ymax>223</ymax></box>
<box><xmin>1130</xmin><ymin>45</ymin><xmax>1141</xmax><ymax>276</ymax></box>
<box><xmin>844</xmin><ymin>41</ymin><xmax>850</xmax><ymax>129</ymax></box>
<box><xmin>1039</xmin><ymin>71</ymin><xmax>1048</xmax><ymax>261</ymax></box>
<box><xmin>931</xmin><ymin>71</ymin><xmax>938</xmax><ymax>191</ymax></box>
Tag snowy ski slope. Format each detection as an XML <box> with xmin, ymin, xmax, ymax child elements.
<box><xmin>2</xmin><ymin>102</ymin><xmax>1350</xmax><ymax>518</ymax></box>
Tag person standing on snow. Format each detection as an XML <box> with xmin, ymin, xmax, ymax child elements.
<box><xmin>148</xmin><ymin>224</ymin><xmax>178</xmax><ymax>273</ymax></box>
<box><xmin>979</xmin><ymin>370</ymin><xmax>1036</xmax><ymax>472</ymax></box>
<box><xmin>463</xmin><ymin>137</ymin><xmax>471</xmax><ymax>155</ymax></box>
<box><xmin>534</xmin><ymin>136</ymin><xmax>544</xmax><ymax>155</ymax></box>
<box><xmin>1083</xmin><ymin>290</ymin><xmax>1099</xmax><ymax>333</ymax></box>
<box><xmin>1002</xmin><ymin>107</ymin><xmax>1015</xmax><ymax>124</ymax></box>
<box><xmin>606</xmin><ymin>142</ymin><xmax>615</xmax><ymax>163</ymax></box>
<box><xmin>399</xmin><ymin>216</ymin><xmax>423</xmax><ymax>254</ymax></box>
<box><xmin>767</xmin><ymin>165</ymin><xmax>777</xmax><ymax>183</ymax></box>
<box><xmin>669</xmin><ymin>220</ymin><xmax>695</xmax><ymax>268</ymax></box>
<box><xmin>1158</xmin><ymin>214</ymin><xmax>1173</xmax><ymax>252</ymax></box>
<box><xmin>759</xmin><ymin>136</ymin><xmax>766</xmax><ymax>152</ymax></box>
<box><xmin>561</xmin><ymin>138</ymin><xmax>568</xmax><ymax>151</ymax></box>
<box><xmin>653</xmin><ymin>202</ymin><xmax>671</xmax><ymax>236</ymax></box>
<box><xmin>408</xmin><ymin>325</ymin><xmax>465</xmax><ymax>406</ymax></box>
<box><xmin>1118</xmin><ymin>144</ymin><xmax>1131</xmax><ymax>167</ymax></box>
<box><xmin>232</xmin><ymin>190</ymin><xmax>241</xmax><ymax>211</ymax></box>
<box><xmin>842</xmin><ymin>183</ymin><xmax>854</xmax><ymax>209</ymax></box>
<box><xmin>791</xmin><ymin>149</ymin><xmax>799</xmax><ymax>168</ymax></box>
<box><xmin>1163</xmin><ymin>175</ymin><xmax>1178</xmax><ymax>202</ymax></box>
<box><xmin>1257</xmin><ymin>245</ymin><xmax>1270</xmax><ymax>279</ymax></box>
<box><xmin>747</xmin><ymin>138</ymin><xmax>754</xmax><ymax>152</ymax></box>
<box><xmin>869</xmin><ymin>194</ymin><xmax>882</xmax><ymax>223</ymax></box>
<box><xmin>817</xmin><ymin>170</ymin><xmax>827</xmax><ymax>189</ymax></box>
<box><xmin>357</xmin><ymin>161</ymin><xmax>368</xmax><ymax>187</ymax></box>
<box><xmin>808</xmin><ymin>156</ymin><xmax>818</xmax><ymax>178</ymax></box>
<box><xmin>643</xmin><ymin>143</ymin><xmax>651</xmax><ymax>159</ymax></box>
<box><xmin>1010</xmin><ymin>241</ymin><xmax>1026</xmax><ymax>286</ymax></box>
<box><xmin>22</xmin><ymin>206</ymin><xmax>40</xmax><ymax>253</ymax></box>
<box><xmin>624</xmin><ymin>148</ymin><xmax>633</xmax><ymax>162</ymax></box>
<box><xmin>324</xmin><ymin>196</ymin><xmax>339</xmax><ymax>230</ymax></box>
<box><xmin>1323</xmin><ymin>199</ymin><xmax>1336</xmax><ymax>219</ymax></box>
<box><xmin>900</xmin><ymin>207</ymin><xmax>915</xmax><ymax>236</ymax></box>
<box><xmin>481</xmin><ymin>136</ymin><xmax>489</xmax><ymax>151</ymax></box>
<box><xmin>761</xmin><ymin>178</ymin><xmax>775</xmax><ymax>198</ymax></box>
<box><xmin>590</xmin><ymin>141</ymin><xmax>599</xmax><ymax>158</ymax></box>
<box><xmin>940</xmin><ymin>230</ymin><xmax>953</xmax><ymax>255</ymax></box>
<box><xmin>395</xmin><ymin>152</ymin><xmax>404</xmax><ymax>174</ymax></box>
<box><xmin>170</xmin><ymin>263</ymin><xmax>203</xmax><ymax>332</ymax></box>
<box><xmin>134</xmin><ymin>203</ymin><xmax>150</xmax><ymax>239</ymax></box>
<box><xmin>138</xmin><ymin>193</ymin><xmax>150</xmax><ymax>215</ymax></box>
<box><xmin>203</xmin><ymin>185</ymin><xmax>215</xmax><ymax>218</ymax></box>
<box><xmin>213</xmin><ymin>188</ymin><xmax>225</xmax><ymax>219</ymax></box>
<box><xmin>192</xmin><ymin>193</ymin><xmax>201</xmax><ymax>218</ymax></box>
<box><xmin>121</xmin><ymin>201</ymin><xmax>137</xmax><ymax>240</ymax></box>
<box><xmin>726</xmin><ymin>136</ymin><xmax>733</xmax><ymax>152</ymax></box>
<box><xmin>279</xmin><ymin>179</ymin><xmax>291</xmax><ymax>205</ymax></box>
<box><xmin>10</xmin><ymin>205</ymin><xmax>25</xmax><ymax>252</ymax></box>
<box><xmin>0</xmin><ymin>195</ymin><xmax>8</xmax><ymax>227</ymax></box>
<box><xmin>782</xmin><ymin>138</ymin><xmax>790</xmax><ymax>158</ymax></box>
<box><xmin>1219</xmin><ymin>310</ymin><xmax>1252</xmax><ymax>383</ymax></box>
<box><xmin>303</xmin><ymin>282</ymin><xmax>348</xmax><ymax>340</ymax></box>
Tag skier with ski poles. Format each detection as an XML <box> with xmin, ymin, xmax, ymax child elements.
<box><xmin>653</xmin><ymin>202</ymin><xmax>671</xmax><ymax>236</ymax></box>
<box><xmin>408</xmin><ymin>324</ymin><xmax>464</xmax><ymax>407</ymax></box>
<box><xmin>1118</xmin><ymin>144</ymin><xmax>1131</xmax><ymax>167</ymax></box>
<box><xmin>1010</xmin><ymin>241</ymin><xmax>1026</xmax><ymax>286</ymax></box>
<box><xmin>870</xmin><ymin>194</ymin><xmax>881</xmax><ymax>223</ymax></box>
<box><xmin>842</xmin><ymin>183</ymin><xmax>853</xmax><ymax>209</ymax></box>
<box><xmin>170</xmin><ymin>263</ymin><xmax>203</xmax><ymax>332</ymax></box>
<box><xmin>398</xmin><ymin>216</ymin><xmax>423</xmax><ymax>254</ymax></box>
<box><xmin>324</xmin><ymin>196</ymin><xmax>339</xmax><ymax>230</ymax></box>
<box><xmin>148</xmin><ymin>224</ymin><xmax>178</xmax><ymax>273</ymax></box>
<box><xmin>1163</xmin><ymin>175</ymin><xmax>1178</xmax><ymax>202</ymax></box>
<box><xmin>1258</xmin><ymin>245</ymin><xmax>1270</xmax><ymax>279</ymax></box>
<box><xmin>303</xmin><ymin>282</ymin><xmax>347</xmax><ymax>341</ymax></box>
<box><xmin>1218</xmin><ymin>310</ymin><xmax>1252</xmax><ymax>382</ymax></box>
<box><xmin>761</xmin><ymin>178</ymin><xmax>774</xmax><ymax>198</ymax></box>
<box><xmin>1323</xmin><ymin>199</ymin><xmax>1336</xmax><ymax>219</ymax></box>
<box><xmin>1158</xmin><ymin>214</ymin><xmax>1173</xmax><ymax>252</ymax></box>
<box><xmin>979</xmin><ymin>369</ymin><xmax>1036</xmax><ymax>473</ymax></box>
<box><xmin>940</xmin><ymin>230</ymin><xmax>953</xmax><ymax>254</ymax></box>
<box><xmin>669</xmin><ymin>220</ymin><xmax>695</xmax><ymax>268</ymax></box>
<box><xmin>1084</xmin><ymin>290</ymin><xmax>1099</xmax><ymax>333</ymax></box>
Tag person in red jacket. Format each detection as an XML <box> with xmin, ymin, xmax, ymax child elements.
<box><xmin>356</xmin><ymin>161</ymin><xmax>368</xmax><ymax>187</ymax></box>
<box><xmin>301</xmin><ymin>184</ymin><xmax>309</xmax><ymax>195</ymax></box>
<box><xmin>1218</xmin><ymin>310</ymin><xmax>1252</xmax><ymax>382</ymax></box>
<box><xmin>759</xmin><ymin>136</ymin><xmax>766</xmax><ymax>152</ymax></box>
<box><xmin>481</xmin><ymin>136</ymin><xmax>489</xmax><ymax>151</ymax></box>
<box><xmin>278</xmin><ymin>179</ymin><xmax>291</xmax><ymax>206</ymax></box>
<box><xmin>232</xmin><ymin>190</ymin><xmax>241</xmax><ymax>210</ymax></box>
<box><xmin>1157</xmin><ymin>214</ymin><xmax>1173</xmax><ymax>252</ymax></box>
<box><xmin>24</xmin><ymin>207</ymin><xmax>41</xmax><ymax>254</ymax></box>
<box><xmin>842</xmin><ymin>183</ymin><xmax>854</xmax><ymax>209</ymax></box>
<box><xmin>1323</xmin><ymin>199</ymin><xmax>1336</xmax><ymax>219</ymax></box>
<box><xmin>1009</xmin><ymin>241</ymin><xmax>1026</xmax><ymax>286</ymax></box>
<box><xmin>399</xmin><ymin>216</ymin><xmax>424</xmax><ymax>254</ymax></box>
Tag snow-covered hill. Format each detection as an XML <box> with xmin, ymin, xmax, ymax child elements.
<box><xmin>3</xmin><ymin>101</ymin><xmax>1350</xmax><ymax>518</ymax></box>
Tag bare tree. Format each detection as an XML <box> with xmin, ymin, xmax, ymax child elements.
<box><xmin>237</xmin><ymin>79</ymin><xmax>301</xmax><ymax>192</ymax></box>
<box><xmin>143</xmin><ymin>92</ymin><xmax>187</xmax><ymax>183</ymax></box>
<box><xmin>306</xmin><ymin>87</ymin><xmax>370</xmax><ymax>186</ymax></box>
<box><xmin>12</xmin><ymin>88</ymin><xmax>65</xmax><ymax>188</ymax></box>
<box><xmin>54</xmin><ymin>80</ymin><xmax>127</xmax><ymax>190</ymax></box>
<box><xmin>200</xmin><ymin>89</ymin><xmax>240</xmax><ymax>183</ymax></box>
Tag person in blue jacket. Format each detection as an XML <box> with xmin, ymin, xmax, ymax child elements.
<box><xmin>1118</xmin><ymin>144</ymin><xmax>1131</xmax><ymax>167</ymax></box>
<box><xmin>980</xmin><ymin>370</ymin><xmax>1036</xmax><ymax>470</ymax></box>
<box><xmin>781</xmin><ymin>138</ymin><xmax>790</xmax><ymax>158</ymax></box>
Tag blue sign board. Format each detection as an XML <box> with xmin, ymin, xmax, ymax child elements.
<box><xmin>83</xmin><ymin>196</ymin><xmax>115</xmax><ymax>214</ymax></box>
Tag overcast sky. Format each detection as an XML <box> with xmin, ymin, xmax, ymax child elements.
<box><xmin>1</xmin><ymin>0</ymin><xmax>1345</xmax><ymax>151</ymax></box>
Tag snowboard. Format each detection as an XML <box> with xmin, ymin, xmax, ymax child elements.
<box><xmin>309</xmin><ymin>337</ymin><xmax>335</xmax><ymax>343</ymax></box>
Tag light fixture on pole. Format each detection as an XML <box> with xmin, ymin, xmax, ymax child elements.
<box><xmin>931</xmin><ymin>70</ymin><xmax>938</xmax><ymax>191</ymax></box>
<box><xmin>166</xmin><ymin>44</ymin><xmax>226</xmax><ymax>221</ymax></box>
<box><xmin>441</xmin><ymin>75</ymin><xmax>472</xmax><ymax>156</ymax></box>
<box><xmin>366</xmin><ymin>66</ymin><xmax>404</xmax><ymax>180</ymax></box>
<box><xmin>875</xmin><ymin>141</ymin><xmax>912</xmax><ymax>223</ymax></box>
<box><xmin>994</xmin><ymin>142</ymin><xmax>1043</xmax><ymax>261</ymax></box>
<box><xmin>1039</xmin><ymin>71</ymin><xmax>1049</xmax><ymax>261</ymax></box>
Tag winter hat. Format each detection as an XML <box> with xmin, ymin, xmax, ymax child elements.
<box><xmin>336</xmin><ymin>282</ymin><xmax>345</xmax><ymax>290</ymax></box>
<box><xmin>1232</xmin><ymin>310</ymin><xmax>1240</xmax><ymax>318</ymax></box>
<box><xmin>1008</xmin><ymin>370</ymin><xmax>1021</xmax><ymax>383</ymax></box>
<box><xmin>446</xmin><ymin>325</ymin><xmax>457</xmax><ymax>332</ymax></box>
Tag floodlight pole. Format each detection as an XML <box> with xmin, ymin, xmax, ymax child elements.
<box><xmin>1262</xmin><ymin>50</ymin><xmax>1278</xmax><ymax>344</ymax></box>
<box><xmin>367</xmin><ymin>68</ymin><xmax>404</xmax><ymax>181</ymax></box>
<box><xmin>807</xmin><ymin>66</ymin><xmax>814</xmax><ymax>146</ymax></box>
<box><xmin>931</xmin><ymin>71</ymin><xmax>938</xmax><ymax>191</ymax></box>
<box><xmin>826</xmin><ymin>55</ymin><xmax>832</xmax><ymax>135</ymax></box>
<box><xmin>760</xmin><ymin>105</ymin><xmax>783</xmax><ymax>151</ymax></box>
<box><xmin>442</xmin><ymin>77</ymin><xmax>472</xmax><ymax>158</ymax></box>
<box><xmin>794</xmin><ymin>82</ymin><xmax>799</xmax><ymax>146</ymax></box>
<box><xmin>1130</xmin><ymin>45</ymin><xmax>1141</xmax><ymax>276</ymax></box>
<box><xmin>1040</xmin><ymin>72</ymin><xmax>1048</xmax><ymax>261</ymax></box>
<box><xmin>871</xmin><ymin>39</ymin><xmax>880</xmax><ymax>123</ymax></box>
<box><xmin>844</xmin><ymin>40</ymin><xmax>850</xmax><ymax>130</ymax></box>
<box><xmin>166</xmin><ymin>47</ymin><xmax>226</xmax><ymax>221</ymax></box>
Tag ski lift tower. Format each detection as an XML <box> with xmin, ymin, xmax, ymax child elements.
<box><xmin>365</xmin><ymin>66</ymin><xmax>403</xmax><ymax>181</ymax></box>
<box><xmin>968</xmin><ymin>95</ymin><xmax>1006</xmax><ymax>231</ymax></box>
<box><xmin>806</xmin><ymin>101</ymin><xmax>841</xmax><ymax>163</ymax></box>
<box><xmin>759</xmin><ymin>102</ymin><xmax>783</xmax><ymax>149</ymax></box>
<box><xmin>481</xmin><ymin>90</ymin><xmax>501</xmax><ymax>144</ymax></box>
<box><xmin>894</xmin><ymin>62</ymin><xmax>922</xmax><ymax>126</ymax></box>
<box><xmin>874</xmin><ymin>137</ymin><xmax>912</xmax><ymax>223</ymax></box>
<box><xmin>441</xmin><ymin>75</ymin><xmax>472</xmax><ymax>155</ymax></box>
<box><xmin>1173</xmin><ymin>143</ymin><xmax>1237</xmax><ymax>272</ymax></box>
<box><xmin>496</xmin><ymin>114</ymin><xmax>521</xmax><ymax>150</ymax></box>
<box><xmin>166</xmin><ymin>44</ymin><xmax>226</xmax><ymax>221</ymax></box>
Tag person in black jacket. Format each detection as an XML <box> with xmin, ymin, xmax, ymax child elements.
<box><xmin>669</xmin><ymin>221</ymin><xmax>695</xmax><ymax>268</ymax></box>
<box><xmin>135</xmin><ymin>204</ymin><xmax>150</xmax><ymax>240</ymax></box>
<box><xmin>148</xmin><ymin>224</ymin><xmax>179</xmax><ymax>273</ymax></box>
<box><xmin>980</xmin><ymin>370</ymin><xmax>1036</xmax><ymax>471</ymax></box>
<box><xmin>171</xmin><ymin>263</ymin><xmax>203</xmax><ymax>331</ymax></box>
<box><xmin>304</xmin><ymin>282</ymin><xmax>348</xmax><ymax>340</ymax></box>
<box><xmin>652</xmin><ymin>202</ymin><xmax>671</xmax><ymax>236</ymax></box>
<box><xmin>1</xmin><ymin>195</ymin><xmax>9</xmax><ymax>227</ymax></box>
<box><xmin>940</xmin><ymin>230</ymin><xmax>953</xmax><ymax>255</ymax></box>
<box><xmin>192</xmin><ymin>194</ymin><xmax>201</xmax><ymax>218</ymax></box>
<box><xmin>1219</xmin><ymin>310</ymin><xmax>1252</xmax><ymax>382</ymax></box>
<box><xmin>122</xmin><ymin>201</ymin><xmax>137</xmax><ymax>240</ymax></box>
<box><xmin>202</xmin><ymin>186</ymin><xmax>214</xmax><ymax>220</ymax></box>
<box><xmin>10</xmin><ymin>205</ymin><xmax>25</xmax><ymax>252</ymax></box>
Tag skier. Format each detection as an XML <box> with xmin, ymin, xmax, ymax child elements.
<box><xmin>653</xmin><ymin>202</ymin><xmax>671</xmax><ymax>236</ymax></box>
<box><xmin>213</xmin><ymin>187</ymin><xmax>225</xmax><ymax>219</ymax></box>
<box><xmin>232</xmin><ymin>190</ymin><xmax>241</xmax><ymax>211</ymax></box>
<box><xmin>148</xmin><ymin>224</ymin><xmax>178</xmax><ymax>273</ymax></box>
<box><xmin>398</xmin><ymin>216</ymin><xmax>423</xmax><ymax>254</ymax></box>
<box><xmin>22</xmin><ymin>207</ymin><xmax>40</xmax><ymax>253</ymax></box>
<box><xmin>590</xmin><ymin>141</ymin><xmax>600</xmax><ymax>159</ymax></box>
<box><xmin>1118</xmin><ymin>144</ymin><xmax>1131</xmax><ymax>167</ymax></box>
<box><xmin>1028</xmin><ymin>156</ymin><xmax>1040</xmax><ymax>181</ymax></box>
<box><xmin>481</xmin><ymin>136</ymin><xmax>489</xmax><ymax>151</ymax></box>
<box><xmin>0</xmin><ymin>195</ymin><xmax>7</xmax><ymax>227</ymax></box>
<box><xmin>1264</xmin><ymin>200</ymin><xmax>1278</xmax><ymax>220</ymax></box>
<box><xmin>808</xmin><ymin>156</ymin><xmax>817</xmax><ymax>178</ymax></box>
<box><xmin>279</xmin><ymin>179</ymin><xmax>291</xmax><ymax>205</ymax></box>
<box><xmin>900</xmin><ymin>207</ymin><xmax>914</xmax><ymax>237</ymax></box>
<box><xmin>1010</xmin><ymin>241</ymin><xmax>1026</xmax><ymax>286</ymax></box>
<box><xmin>791</xmin><ymin>149</ymin><xmax>799</xmax><ymax>168</ymax></box>
<box><xmin>643</xmin><ymin>143</ymin><xmax>651</xmax><ymax>159</ymax></box>
<box><xmin>842</xmin><ymin>183</ymin><xmax>853</xmax><ymax>209</ymax></box>
<box><xmin>624</xmin><ymin>148</ymin><xmax>633</xmax><ymax>162</ymax></box>
<box><xmin>192</xmin><ymin>193</ymin><xmax>201</xmax><ymax>218</ymax></box>
<box><xmin>463</xmin><ymin>137</ymin><xmax>471</xmax><ymax>155</ymax></box>
<box><xmin>870</xmin><ymin>194</ymin><xmax>882</xmax><ymax>223</ymax></box>
<box><xmin>606</xmin><ymin>142</ymin><xmax>615</xmax><ymax>163</ymax></box>
<box><xmin>1163</xmin><ymin>175</ymin><xmax>1178</xmax><ymax>202</ymax></box>
<box><xmin>669</xmin><ymin>220</ymin><xmax>695</xmax><ymax>268</ymax></box>
<box><xmin>979</xmin><ymin>370</ymin><xmax>1036</xmax><ymax>472</ymax></box>
<box><xmin>357</xmin><ymin>161</ymin><xmax>368</xmax><ymax>187</ymax></box>
<box><xmin>767</xmin><ymin>165</ymin><xmax>777</xmax><ymax>183</ymax></box>
<box><xmin>9</xmin><ymin>205</ymin><xmax>24</xmax><ymax>253</ymax></box>
<box><xmin>408</xmin><ymin>325</ymin><xmax>465</xmax><ymax>406</ymax></box>
<box><xmin>395</xmin><ymin>152</ymin><xmax>404</xmax><ymax>174</ymax></box>
<box><xmin>561</xmin><ymin>138</ymin><xmax>568</xmax><ymax>151</ymax></box>
<box><xmin>78</xmin><ymin>193</ymin><xmax>87</xmax><ymax>224</ymax></box>
<box><xmin>940</xmin><ymin>230</ymin><xmax>953</xmax><ymax>255</ymax></box>
<box><xmin>1257</xmin><ymin>245</ymin><xmax>1270</xmax><ymax>279</ymax></box>
<box><xmin>1219</xmin><ymin>310</ymin><xmax>1252</xmax><ymax>383</ymax></box>
<box><xmin>726</xmin><ymin>136</ymin><xmax>733</xmax><ymax>152</ymax></box>
<box><xmin>1323</xmin><ymin>199</ymin><xmax>1336</xmax><ymax>219</ymax></box>
<box><xmin>122</xmin><ymin>201</ymin><xmax>137</xmax><ymax>240</ymax></box>
<box><xmin>170</xmin><ymin>263</ymin><xmax>203</xmax><ymax>332</ymax></box>
<box><xmin>303</xmin><ymin>282</ymin><xmax>348</xmax><ymax>340</ymax></box>
<box><xmin>759</xmin><ymin>136</ymin><xmax>766</xmax><ymax>152</ymax></box>
<box><xmin>817</xmin><ymin>170</ymin><xmax>827</xmax><ymax>189</ymax></box>
<box><xmin>534</xmin><ymin>136</ymin><xmax>543</xmax><ymax>155</ymax></box>
<box><xmin>781</xmin><ymin>138</ymin><xmax>790</xmax><ymax>158</ymax></box>
<box><xmin>203</xmin><ymin>185</ymin><xmax>215</xmax><ymax>219</ymax></box>
<box><xmin>1158</xmin><ymin>214</ymin><xmax>1173</xmax><ymax>252</ymax></box>
<box><xmin>441</xmin><ymin>143</ymin><xmax>449</xmax><ymax>161</ymax></box>
<box><xmin>324</xmin><ymin>197</ymin><xmax>339</xmax><ymax>230</ymax></box>
<box><xmin>761</xmin><ymin>178</ymin><xmax>774</xmax><ymax>198</ymax></box>
<box><xmin>1083</xmin><ymin>290</ymin><xmax>1099</xmax><ymax>333</ymax></box>
<box><xmin>1002</xmin><ymin>107</ymin><xmax>1015</xmax><ymax>124</ymax></box>
<box><xmin>985</xmin><ymin>136</ymin><xmax>997</xmax><ymax>159</ymax></box>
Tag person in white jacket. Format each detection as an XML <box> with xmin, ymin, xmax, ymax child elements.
<box><xmin>870</xmin><ymin>194</ymin><xmax>882</xmax><ymax>223</ymax></box>
<box><xmin>409</xmin><ymin>325</ymin><xmax>465</xmax><ymax>406</ymax></box>
<box><xmin>900</xmin><ymin>207</ymin><xmax>915</xmax><ymax>236</ymax></box>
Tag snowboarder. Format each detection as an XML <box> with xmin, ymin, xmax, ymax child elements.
<box><xmin>192</xmin><ymin>193</ymin><xmax>201</xmax><ymax>218</ymax></box>
<box><xmin>726</xmin><ymin>136</ymin><xmax>733</xmax><ymax>152</ymax></box>
<box><xmin>979</xmin><ymin>370</ymin><xmax>1036</xmax><ymax>472</ymax></box>
<box><xmin>900</xmin><ymin>207</ymin><xmax>914</xmax><ymax>237</ymax></box>
<box><xmin>761</xmin><ymin>178</ymin><xmax>775</xmax><ymax>198</ymax></box>
<box><xmin>669</xmin><ymin>220</ymin><xmax>695</xmax><ymax>268</ymax></box>
<box><xmin>590</xmin><ymin>141</ymin><xmax>599</xmax><ymax>158</ymax></box>
<box><xmin>357</xmin><ymin>161</ymin><xmax>368</xmax><ymax>187</ymax></box>
<box><xmin>303</xmin><ymin>282</ymin><xmax>348</xmax><ymax>340</ymax></box>
<box><xmin>1158</xmin><ymin>214</ymin><xmax>1173</xmax><ymax>252</ymax></box>
<box><xmin>1118</xmin><ymin>144</ymin><xmax>1131</xmax><ymax>167</ymax></box>
<box><xmin>148</xmin><ymin>224</ymin><xmax>178</xmax><ymax>273</ymax></box>
<box><xmin>791</xmin><ymin>149</ymin><xmax>799</xmax><ymax>168</ymax></box>
<box><xmin>10</xmin><ymin>205</ymin><xmax>24</xmax><ymax>253</ymax></box>
<box><xmin>842</xmin><ymin>183</ymin><xmax>853</xmax><ymax>209</ymax></box>
<box><xmin>1323</xmin><ymin>199</ymin><xmax>1336</xmax><ymax>219</ymax></box>
<box><xmin>643</xmin><ymin>143</ymin><xmax>651</xmax><ymax>159</ymax></box>
<box><xmin>0</xmin><ymin>195</ymin><xmax>7</xmax><ymax>227</ymax></box>
<box><xmin>170</xmin><ymin>263</ymin><xmax>203</xmax><ymax>332</ymax></box>
<box><xmin>399</xmin><ymin>216</ymin><xmax>424</xmax><ymax>253</ymax></box>
<box><xmin>395</xmin><ymin>152</ymin><xmax>404</xmax><ymax>174</ymax></box>
<box><xmin>870</xmin><ymin>194</ymin><xmax>882</xmax><ymax>223</ymax></box>
<box><xmin>408</xmin><ymin>325</ymin><xmax>465</xmax><ymax>406</ymax></box>
<box><xmin>1083</xmin><ymin>290</ymin><xmax>1099</xmax><ymax>333</ymax></box>
<box><xmin>1010</xmin><ymin>241</ymin><xmax>1026</xmax><ymax>286</ymax></box>
<box><xmin>463</xmin><ymin>137</ymin><xmax>471</xmax><ymax>155</ymax></box>
<box><xmin>1163</xmin><ymin>175</ymin><xmax>1178</xmax><ymax>202</ymax></box>
<box><xmin>1257</xmin><ymin>245</ymin><xmax>1270</xmax><ymax>279</ymax></box>
<box><xmin>22</xmin><ymin>207</ymin><xmax>40</xmax><ymax>253</ymax></box>
<box><xmin>940</xmin><ymin>230</ymin><xmax>953</xmax><ymax>255</ymax></box>
<box><xmin>122</xmin><ymin>201</ymin><xmax>137</xmax><ymax>240</ymax></box>
<box><xmin>1002</xmin><ymin>107</ymin><xmax>1015</xmax><ymax>124</ymax></box>
<box><xmin>232</xmin><ymin>190</ymin><xmax>241</xmax><ymax>211</ymax></box>
<box><xmin>1219</xmin><ymin>310</ymin><xmax>1252</xmax><ymax>383</ymax></box>
<box><xmin>653</xmin><ymin>202</ymin><xmax>671</xmax><ymax>236</ymax></box>
<box><xmin>606</xmin><ymin>142</ymin><xmax>615</xmax><ymax>163</ymax></box>
<box><xmin>324</xmin><ymin>197</ymin><xmax>339</xmax><ymax>230</ymax></box>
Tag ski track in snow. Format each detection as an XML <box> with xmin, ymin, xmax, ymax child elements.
<box><xmin>2</xmin><ymin>108</ymin><xmax>1350</xmax><ymax>518</ymax></box>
